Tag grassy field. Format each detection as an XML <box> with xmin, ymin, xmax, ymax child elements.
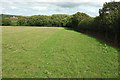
<box><xmin>2</xmin><ymin>26</ymin><xmax>120</xmax><ymax>78</ymax></box>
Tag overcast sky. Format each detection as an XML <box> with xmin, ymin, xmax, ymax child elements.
<box><xmin>0</xmin><ymin>0</ymin><xmax>120</xmax><ymax>17</ymax></box>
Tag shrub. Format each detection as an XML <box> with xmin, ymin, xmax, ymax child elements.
<box><xmin>2</xmin><ymin>18</ymin><xmax>12</xmax><ymax>26</ymax></box>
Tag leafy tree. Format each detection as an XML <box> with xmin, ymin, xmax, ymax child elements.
<box><xmin>105</xmin><ymin>10</ymin><xmax>120</xmax><ymax>42</ymax></box>
<box><xmin>78</xmin><ymin>17</ymin><xmax>94</xmax><ymax>31</ymax></box>
<box><xmin>99</xmin><ymin>1</ymin><xmax>120</xmax><ymax>17</ymax></box>
<box><xmin>51</xmin><ymin>14</ymin><xmax>69</xmax><ymax>27</ymax></box>
<box><xmin>71</xmin><ymin>12</ymin><xmax>90</xmax><ymax>28</ymax></box>
<box><xmin>99</xmin><ymin>1</ymin><xmax>120</xmax><ymax>41</ymax></box>
<box><xmin>2</xmin><ymin>18</ymin><xmax>12</xmax><ymax>26</ymax></box>
<box><xmin>17</xmin><ymin>18</ymin><xmax>27</xmax><ymax>26</ymax></box>
<box><xmin>61</xmin><ymin>15</ymin><xmax>72</xmax><ymax>27</ymax></box>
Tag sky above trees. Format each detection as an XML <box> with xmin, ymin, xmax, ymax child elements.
<box><xmin>0</xmin><ymin>0</ymin><xmax>120</xmax><ymax>17</ymax></box>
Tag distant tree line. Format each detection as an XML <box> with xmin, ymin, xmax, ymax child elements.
<box><xmin>17</xmin><ymin>14</ymin><xmax>72</xmax><ymax>27</ymax></box>
<box><xmin>2</xmin><ymin>1</ymin><xmax>120</xmax><ymax>44</ymax></box>
<box><xmin>1</xmin><ymin>14</ymin><xmax>26</xmax><ymax>26</ymax></box>
<box><xmin>2</xmin><ymin>18</ymin><xmax>12</xmax><ymax>26</ymax></box>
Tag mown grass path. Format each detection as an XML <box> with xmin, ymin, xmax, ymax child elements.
<box><xmin>2</xmin><ymin>26</ymin><xmax>119</xmax><ymax>78</ymax></box>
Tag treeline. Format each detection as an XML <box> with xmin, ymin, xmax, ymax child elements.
<box><xmin>17</xmin><ymin>14</ymin><xmax>72</xmax><ymax>27</ymax></box>
<box><xmin>1</xmin><ymin>14</ymin><xmax>26</xmax><ymax>26</ymax></box>
<box><xmin>0</xmin><ymin>14</ymin><xmax>25</xmax><ymax>19</ymax></box>
<box><xmin>2</xmin><ymin>1</ymin><xmax>120</xmax><ymax>45</ymax></box>
<box><xmin>17</xmin><ymin>12</ymin><xmax>90</xmax><ymax>28</ymax></box>
<box><xmin>73</xmin><ymin>1</ymin><xmax>120</xmax><ymax>43</ymax></box>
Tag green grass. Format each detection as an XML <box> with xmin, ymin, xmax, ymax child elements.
<box><xmin>2</xmin><ymin>26</ymin><xmax>119</xmax><ymax>78</ymax></box>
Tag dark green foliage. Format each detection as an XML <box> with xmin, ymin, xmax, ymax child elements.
<box><xmin>2</xmin><ymin>18</ymin><xmax>12</xmax><ymax>26</ymax></box>
<box><xmin>17</xmin><ymin>18</ymin><xmax>27</xmax><ymax>26</ymax></box>
<box><xmin>62</xmin><ymin>15</ymin><xmax>73</xmax><ymax>27</ymax></box>
<box><xmin>93</xmin><ymin>16</ymin><xmax>104</xmax><ymax>33</ymax></box>
<box><xmin>98</xmin><ymin>1</ymin><xmax>120</xmax><ymax>42</ymax></box>
<box><xmin>78</xmin><ymin>17</ymin><xmax>94</xmax><ymax>31</ymax></box>
<box><xmin>99</xmin><ymin>1</ymin><xmax>120</xmax><ymax>17</ymax></box>
<box><xmin>71</xmin><ymin>12</ymin><xmax>90</xmax><ymax>28</ymax></box>
<box><xmin>17</xmin><ymin>12</ymin><xmax>89</xmax><ymax>27</ymax></box>
<box><xmin>17</xmin><ymin>14</ymin><xmax>71</xmax><ymax>27</ymax></box>
<box><xmin>51</xmin><ymin>14</ymin><xmax>69</xmax><ymax>27</ymax></box>
<box><xmin>1</xmin><ymin>14</ymin><xmax>26</xmax><ymax>26</ymax></box>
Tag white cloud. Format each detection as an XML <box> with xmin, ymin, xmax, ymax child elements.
<box><xmin>11</xmin><ymin>6</ymin><xmax>17</xmax><ymax>9</ymax></box>
<box><xmin>1</xmin><ymin>8</ymin><xmax>5</xmax><ymax>10</ymax></box>
<box><xmin>88</xmin><ymin>8</ymin><xmax>98</xmax><ymax>13</ymax></box>
<box><xmin>2</xmin><ymin>11</ymin><xmax>10</xmax><ymax>14</ymax></box>
<box><xmin>0</xmin><ymin>7</ymin><xmax>5</xmax><ymax>13</ymax></box>
<box><xmin>1</xmin><ymin>0</ymin><xmax>120</xmax><ymax>16</ymax></box>
<box><xmin>32</xmin><ymin>6</ymin><xmax>47</xmax><ymax>11</ymax></box>
<box><xmin>2</xmin><ymin>0</ymin><xmax>120</xmax><ymax>2</ymax></box>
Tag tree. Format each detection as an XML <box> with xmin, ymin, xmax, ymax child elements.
<box><xmin>51</xmin><ymin>14</ymin><xmax>69</xmax><ymax>27</ymax></box>
<box><xmin>78</xmin><ymin>17</ymin><xmax>94</xmax><ymax>31</ymax></box>
<box><xmin>17</xmin><ymin>18</ymin><xmax>27</xmax><ymax>26</ymax></box>
<box><xmin>105</xmin><ymin>10</ymin><xmax>120</xmax><ymax>42</ymax></box>
<box><xmin>71</xmin><ymin>12</ymin><xmax>90</xmax><ymax>28</ymax></box>
<box><xmin>99</xmin><ymin>1</ymin><xmax>120</xmax><ymax>17</ymax></box>
<box><xmin>2</xmin><ymin>18</ymin><xmax>12</xmax><ymax>26</ymax></box>
<box><xmin>99</xmin><ymin>1</ymin><xmax>120</xmax><ymax>40</ymax></box>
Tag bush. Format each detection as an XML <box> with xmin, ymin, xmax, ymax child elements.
<box><xmin>17</xmin><ymin>18</ymin><xmax>27</xmax><ymax>26</ymax></box>
<box><xmin>71</xmin><ymin>12</ymin><xmax>90</xmax><ymax>28</ymax></box>
<box><xmin>2</xmin><ymin>18</ymin><xmax>12</xmax><ymax>26</ymax></box>
<box><xmin>78</xmin><ymin>17</ymin><xmax>94</xmax><ymax>31</ymax></box>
